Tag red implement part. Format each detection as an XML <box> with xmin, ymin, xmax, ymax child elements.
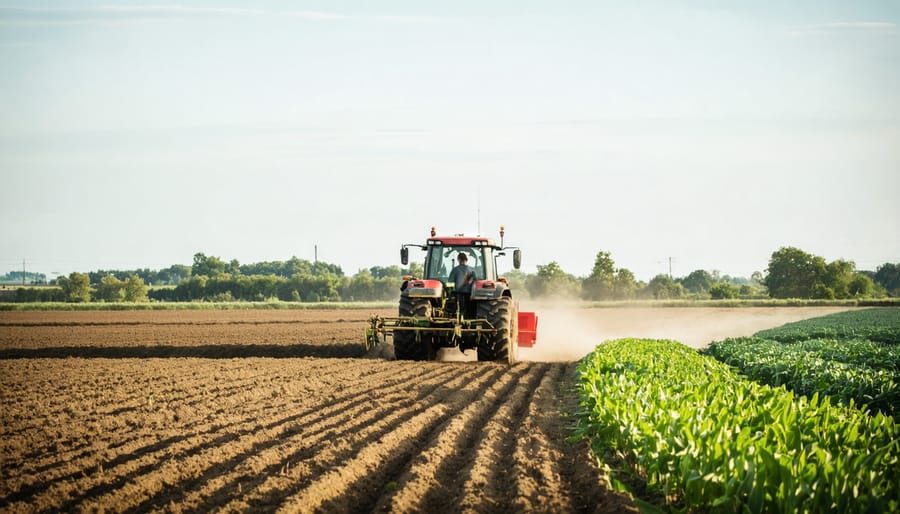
<box><xmin>517</xmin><ymin>311</ymin><xmax>538</xmax><ymax>347</ymax></box>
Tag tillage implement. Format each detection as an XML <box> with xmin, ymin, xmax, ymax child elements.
<box><xmin>366</xmin><ymin>227</ymin><xmax>538</xmax><ymax>363</ymax></box>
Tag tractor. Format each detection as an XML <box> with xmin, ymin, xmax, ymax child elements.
<box><xmin>366</xmin><ymin>226</ymin><xmax>538</xmax><ymax>363</ymax></box>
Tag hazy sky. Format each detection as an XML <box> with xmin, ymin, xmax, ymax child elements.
<box><xmin>1</xmin><ymin>1</ymin><xmax>898</xmax><ymax>282</ymax></box>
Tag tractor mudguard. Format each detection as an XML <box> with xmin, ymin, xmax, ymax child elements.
<box><xmin>402</xmin><ymin>279</ymin><xmax>443</xmax><ymax>299</ymax></box>
<box><xmin>470</xmin><ymin>279</ymin><xmax>508</xmax><ymax>301</ymax></box>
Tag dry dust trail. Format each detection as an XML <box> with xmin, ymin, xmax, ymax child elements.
<box><xmin>519</xmin><ymin>305</ymin><xmax>860</xmax><ymax>360</ymax></box>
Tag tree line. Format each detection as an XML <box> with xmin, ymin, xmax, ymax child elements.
<box><xmin>4</xmin><ymin>248</ymin><xmax>898</xmax><ymax>303</ymax></box>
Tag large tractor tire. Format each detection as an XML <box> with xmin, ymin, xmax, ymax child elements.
<box><xmin>393</xmin><ymin>296</ymin><xmax>433</xmax><ymax>361</ymax></box>
<box><xmin>476</xmin><ymin>296</ymin><xmax>518</xmax><ymax>363</ymax></box>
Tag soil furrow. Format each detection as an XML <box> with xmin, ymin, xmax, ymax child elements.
<box><xmin>1</xmin><ymin>361</ymin><xmax>449</xmax><ymax>510</ymax></box>
<box><xmin>512</xmin><ymin>362</ymin><xmax>637</xmax><ymax>514</ymax></box>
<box><xmin>276</xmin><ymin>363</ymin><xmax>518</xmax><ymax>513</ymax></box>
<box><xmin>360</xmin><ymin>363</ymin><xmax>533</xmax><ymax>513</ymax></box>
<box><xmin>169</xmin><ymin>364</ymin><xmax>484</xmax><ymax>513</ymax></box>
<box><xmin>454</xmin><ymin>362</ymin><xmax>553</xmax><ymax>512</ymax></box>
<box><xmin>2</xmin><ymin>357</ymin><xmax>413</xmax><ymax>480</ymax></box>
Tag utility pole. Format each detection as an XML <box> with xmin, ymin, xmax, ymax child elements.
<box><xmin>22</xmin><ymin>259</ymin><xmax>26</xmax><ymax>286</ymax></box>
<box><xmin>668</xmin><ymin>257</ymin><xmax>673</xmax><ymax>279</ymax></box>
<box><xmin>314</xmin><ymin>244</ymin><xmax>318</xmax><ymax>275</ymax></box>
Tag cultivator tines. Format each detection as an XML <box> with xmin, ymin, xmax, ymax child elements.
<box><xmin>365</xmin><ymin>314</ymin><xmax>496</xmax><ymax>351</ymax></box>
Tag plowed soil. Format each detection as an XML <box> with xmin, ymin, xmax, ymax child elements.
<box><xmin>0</xmin><ymin>306</ymin><xmax>856</xmax><ymax>512</ymax></box>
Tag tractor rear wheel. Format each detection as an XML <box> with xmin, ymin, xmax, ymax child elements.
<box><xmin>393</xmin><ymin>296</ymin><xmax>432</xmax><ymax>361</ymax></box>
<box><xmin>476</xmin><ymin>296</ymin><xmax>518</xmax><ymax>363</ymax></box>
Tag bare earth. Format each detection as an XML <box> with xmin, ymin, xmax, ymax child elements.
<box><xmin>0</xmin><ymin>306</ymin><xmax>857</xmax><ymax>512</ymax></box>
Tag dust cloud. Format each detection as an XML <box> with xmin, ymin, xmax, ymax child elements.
<box><xmin>516</xmin><ymin>303</ymin><xmax>859</xmax><ymax>363</ymax></box>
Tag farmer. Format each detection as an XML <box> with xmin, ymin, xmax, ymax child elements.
<box><xmin>448</xmin><ymin>252</ymin><xmax>476</xmax><ymax>317</ymax></box>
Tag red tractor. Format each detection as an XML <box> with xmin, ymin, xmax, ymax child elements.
<box><xmin>366</xmin><ymin>227</ymin><xmax>538</xmax><ymax>363</ymax></box>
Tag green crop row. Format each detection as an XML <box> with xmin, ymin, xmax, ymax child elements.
<box><xmin>753</xmin><ymin>307</ymin><xmax>900</xmax><ymax>344</ymax></box>
<box><xmin>573</xmin><ymin>339</ymin><xmax>899</xmax><ymax>513</ymax></box>
<box><xmin>704</xmin><ymin>337</ymin><xmax>900</xmax><ymax>418</ymax></box>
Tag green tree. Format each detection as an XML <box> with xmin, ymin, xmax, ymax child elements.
<box><xmin>96</xmin><ymin>275</ymin><xmax>125</xmax><ymax>302</ymax></box>
<box><xmin>501</xmin><ymin>269</ymin><xmax>530</xmax><ymax>298</ymax></box>
<box><xmin>613</xmin><ymin>268</ymin><xmax>638</xmax><ymax>299</ymax></box>
<box><xmin>58</xmin><ymin>272</ymin><xmax>91</xmax><ymax>302</ymax></box>
<box><xmin>847</xmin><ymin>274</ymin><xmax>875</xmax><ymax>298</ymax></box>
<box><xmin>823</xmin><ymin>259</ymin><xmax>855</xmax><ymax>299</ymax></box>
<box><xmin>370</xmin><ymin>265</ymin><xmax>403</xmax><ymax>279</ymax></box>
<box><xmin>582</xmin><ymin>251</ymin><xmax>616</xmax><ymax>300</ymax></box>
<box><xmin>346</xmin><ymin>269</ymin><xmax>376</xmax><ymax>301</ymax></box>
<box><xmin>285</xmin><ymin>257</ymin><xmax>313</xmax><ymax>277</ymax></box>
<box><xmin>874</xmin><ymin>263</ymin><xmax>900</xmax><ymax>297</ymax></box>
<box><xmin>226</xmin><ymin>259</ymin><xmax>241</xmax><ymax>275</ymax></box>
<box><xmin>192</xmin><ymin>252</ymin><xmax>226</xmax><ymax>277</ymax></box>
<box><xmin>763</xmin><ymin>247</ymin><xmax>827</xmax><ymax>298</ymax></box>
<box><xmin>406</xmin><ymin>261</ymin><xmax>424</xmax><ymax>278</ymax></box>
<box><xmin>679</xmin><ymin>269</ymin><xmax>714</xmax><ymax>294</ymax></box>
<box><xmin>644</xmin><ymin>274</ymin><xmax>685</xmax><ymax>299</ymax></box>
<box><xmin>157</xmin><ymin>264</ymin><xmax>191</xmax><ymax>285</ymax></box>
<box><xmin>526</xmin><ymin>262</ymin><xmax>580</xmax><ymax>298</ymax></box>
<box><xmin>123</xmin><ymin>276</ymin><xmax>149</xmax><ymax>302</ymax></box>
<box><xmin>710</xmin><ymin>282</ymin><xmax>739</xmax><ymax>299</ymax></box>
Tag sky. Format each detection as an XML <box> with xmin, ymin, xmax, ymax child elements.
<box><xmin>1</xmin><ymin>1</ymin><xmax>898</xmax><ymax>282</ymax></box>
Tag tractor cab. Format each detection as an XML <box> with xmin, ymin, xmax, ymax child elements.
<box><xmin>424</xmin><ymin>238</ymin><xmax>498</xmax><ymax>286</ymax></box>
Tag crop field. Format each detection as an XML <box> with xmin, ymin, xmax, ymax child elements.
<box><xmin>704</xmin><ymin>308</ymin><xmax>900</xmax><ymax>418</ymax></box>
<box><xmin>574</xmin><ymin>338</ymin><xmax>899</xmax><ymax>513</ymax></box>
<box><xmin>0</xmin><ymin>305</ymin><xmax>884</xmax><ymax>513</ymax></box>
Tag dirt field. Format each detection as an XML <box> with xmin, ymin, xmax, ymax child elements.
<box><xmin>0</xmin><ymin>306</ymin><xmax>856</xmax><ymax>512</ymax></box>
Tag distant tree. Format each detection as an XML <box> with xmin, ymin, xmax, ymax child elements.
<box><xmin>764</xmin><ymin>247</ymin><xmax>827</xmax><ymax>298</ymax></box>
<box><xmin>96</xmin><ymin>275</ymin><xmax>125</xmax><ymax>302</ymax></box>
<box><xmin>345</xmin><ymin>269</ymin><xmax>376</xmax><ymax>301</ymax></box>
<box><xmin>582</xmin><ymin>251</ymin><xmax>616</xmax><ymax>300</ymax></box>
<box><xmin>370</xmin><ymin>265</ymin><xmax>403</xmax><ymax>279</ymax></box>
<box><xmin>526</xmin><ymin>262</ymin><xmax>580</xmax><ymax>298</ymax></box>
<box><xmin>123</xmin><ymin>276</ymin><xmax>149</xmax><ymax>302</ymax></box>
<box><xmin>874</xmin><ymin>263</ymin><xmax>900</xmax><ymax>297</ymax></box>
<box><xmin>500</xmin><ymin>269</ymin><xmax>529</xmax><ymax>298</ymax></box>
<box><xmin>823</xmin><ymin>259</ymin><xmax>855</xmax><ymax>299</ymax></box>
<box><xmin>0</xmin><ymin>271</ymin><xmax>47</xmax><ymax>285</ymax></box>
<box><xmin>405</xmin><ymin>262</ymin><xmax>424</xmax><ymax>278</ymax></box>
<box><xmin>312</xmin><ymin>261</ymin><xmax>344</xmax><ymax>277</ymax></box>
<box><xmin>175</xmin><ymin>275</ymin><xmax>209</xmax><ymax>301</ymax></box>
<box><xmin>613</xmin><ymin>268</ymin><xmax>638</xmax><ymax>299</ymax></box>
<box><xmin>58</xmin><ymin>272</ymin><xmax>91</xmax><ymax>302</ymax></box>
<box><xmin>192</xmin><ymin>253</ymin><xmax>226</xmax><ymax>277</ymax></box>
<box><xmin>750</xmin><ymin>271</ymin><xmax>764</xmax><ymax>284</ymax></box>
<box><xmin>285</xmin><ymin>257</ymin><xmax>313</xmax><ymax>277</ymax></box>
<box><xmin>644</xmin><ymin>274</ymin><xmax>685</xmax><ymax>299</ymax></box>
<box><xmin>679</xmin><ymin>269</ymin><xmax>714</xmax><ymax>294</ymax></box>
<box><xmin>710</xmin><ymin>282</ymin><xmax>739</xmax><ymax>299</ymax></box>
<box><xmin>847</xmin><ymin>274</ymin><xmax>875</xmax><ymax>298</ymax></box>
<box><xmin>157</xmin><ymin>264</ymin><xmax>191</xmax><ymax>285</ymax></box>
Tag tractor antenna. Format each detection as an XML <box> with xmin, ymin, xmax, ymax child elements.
<box><xmin>476</xmin><ymin>187</ymin><xmax>481</xmax><ymax>236</ymax></box>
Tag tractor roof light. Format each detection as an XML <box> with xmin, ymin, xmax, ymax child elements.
<box><xmin>431</xmin><ymin>226</ymin><xmax>436</xmax><ymax>237</ymax></box>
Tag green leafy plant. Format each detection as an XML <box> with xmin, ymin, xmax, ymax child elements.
<box><xmin>573</xmin><ymin>339</ymin><xmax>899</xmax><ymax>513</ymax></box>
